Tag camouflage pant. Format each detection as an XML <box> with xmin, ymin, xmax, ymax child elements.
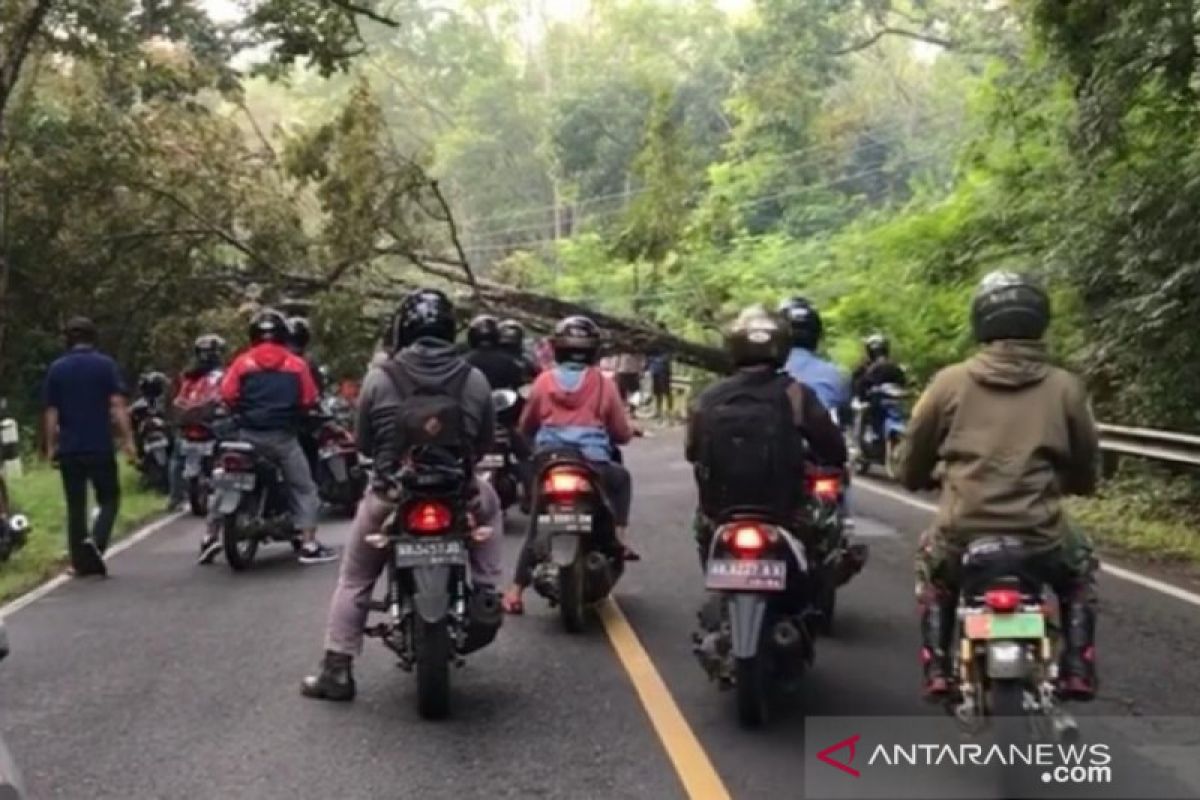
<box><xmin>915</xmin><ymin>523</ymin><xmax>1097</xmax><ymax>598</ymax></box>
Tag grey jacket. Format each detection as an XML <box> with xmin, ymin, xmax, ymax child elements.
<box><xmin>356</xmin><ymin>339</ymin><xmax>494</xmax><ymax>470</ymax></box>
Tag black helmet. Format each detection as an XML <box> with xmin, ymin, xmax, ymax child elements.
<box><xmin>971</xmin><ymin>270</ymin><xmax>1050</xmax><ymax>343</ymax></box>
<box><xmin>726</xmin><ymin>305</ymin><xmax>789</xmax><ymax>369</ymax></box>
<box><xmin>390</xmin><ymin>288</ymin><xmax>456</xmax><ymax>350</ymax></box>
<box><xmin>194</xmin><ymin>334</ymin><xmax>226</xmax><ymax>369</ymax></box>
<box><xmin>139</xmin><ymin>371</ymin><xmax>169</xmax><ymax>399</ymax></box>
<box><xmin>777</xmin><ymin>296</ymin><xmax>823</xmax><ymax>350</ymax></box>
<box><xmin>288</xmin><ymin>317</ymin><xmax>312</xmax><ymax>351</ymax></box>
<box><xmin>467</xmin><ymin>314</ymin><xmax>501</xmax><ymax>349</ymax></box>
<box><xmin>552</xmin><ymin>315</ymin><xmax>601</xmax><ymax>365</ymax></box>
<box><xmin>249</xmin><ymin>308</ymin><xmax>289</xmax><ymax>345</ymax></box>
<box><xmin>864</xmin><ymin>333</ymin><xmax>890</xmax><ymax>360</ymax></box>
<box><xmin>498</xmin><ymin>319</ymin><xmax>525</xmax><ymax>352</ymax></box>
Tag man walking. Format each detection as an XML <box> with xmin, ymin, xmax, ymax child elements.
<box><xmin>42</xmin><ymin>317</ymin><xmax>136</xmax><ymax>577</ymax></box>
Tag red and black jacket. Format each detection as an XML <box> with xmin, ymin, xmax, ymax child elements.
<box><xmin>220</xmin><ymin>342</ymin><xmax>318</xmax><ymax>432</ymax></box>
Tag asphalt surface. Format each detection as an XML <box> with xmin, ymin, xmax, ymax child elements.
<box><xmin>2</xmin><ymin>427</ymin><xmax>1200</xmax><ymax>799</ymax></box>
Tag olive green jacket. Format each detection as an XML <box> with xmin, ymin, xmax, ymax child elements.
<box><xmin>900</xmin><ymin>340</ymin><xmax>1099</xmax><ymax>547</ymax></box>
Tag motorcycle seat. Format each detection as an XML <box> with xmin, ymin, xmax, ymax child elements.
<box><xmin>961</xmin><ymin>536</ymin><xmax>1052</xmax><ymax>594</ymax></box>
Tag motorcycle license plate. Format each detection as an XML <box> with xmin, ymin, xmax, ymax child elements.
<box><xmin>706</xmin><ymin>559</ymin><xmax>787</xmax><ymax>592</ymax></box>
<box><xmin>965</xmin><ymin>612</ymin><xmax>1045</xmax><ymax>640</ymax></box>
<box><xmin>394</xmin><ymin>539</ymin><xmax>467</xmax><ymax>568</ymax></box>
<box><xmin>479</xmin><ymin>453</ymin><xmax>506</xmax><ymax>470</ymax></box>
<box><xmin>180</xmin><ymin>440</ymin><xmax>214</xmax><ymax>457</ymax></box>
<box><xmin>322</xmin><ymin>453</ymin><xmax>348</xmax><ymax>482</ymax></box>
<box><xmin>538</xmin><ymin>509</ymin><xmax>591</xmax><ymax>532</ymax></box>
<box><xmin>213</xmin><ymin>470</ymin><xmax>255</xmax><ymax>492</ymax></box>
<box><xmin>145</xmin><ymin>438</ymin><xmax>168</xmax><ymax>451</ymax></box>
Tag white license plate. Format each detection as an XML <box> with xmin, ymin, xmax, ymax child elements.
<box><xmin>538</xmin><ymin>511</ymin><xmax>592</xmax><ymax>532</ymax></box>
<box><xmin>213</xmin><ymin>470</ymin><xmax>255</xmax><ymax>492</ymax></box>
<box><xmin>145</xmin><ymin>439</ymin><xmax>168</xmax><ymax>451</ymax></box>
<box><xmin>478</xmin><ymin>453</ymin><xmax>506</xmax><ymax>469</ymax></box>
<box><xmin>180</xmin><ymin>441</ymin><xmax>214</xmax><ymax>456</ymax></box>
<box><xmin>394</xmin><ymin>539</ymin><xmax>467</xmax><ymax>568</ymax></box>
<box><xmin>706</xmin><ymin>559</ymin><xmax>787</xmax><ymax>592</ymax></box>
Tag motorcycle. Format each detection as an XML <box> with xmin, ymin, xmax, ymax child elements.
<box><xmin>0</xmin><ymin>621</ymin><xmax>26</xmax><ymax>798</ymax></box>
<box><xmin>693</xmin><ymin>513</ymin><xmax>820</xmax><ymax>728</ymax></box>
<box><xmin>178</xmin><ymin>422</ymin><xmax>218</xmax><ymax>516</ymax></box>
<box><xmin>476</xmin><ymin>390</ymin><xmax>522</xmax><ymax>513</ymax></box>
<box><xmin>802</xmin><ymin>466</ymin><xmax>867</xmax><ymax>635</ymax></box>
<box><xmin>363</xmin><ymin>455</ymin><xmax>502</xmax><ymax>720</ymax></box>
<box><xmin>0</xmin><ymin>477</ymin><xmax>30</xmax><ymax>563</ymax></box>
<box><xmin>947</xmin><ymin>536</ymin><xmax>1078</xmax><ymax>744</ymax></box>
<box><xmin>852</xmin><ymin>383</ymin><xmax>908</xmax><ymax>479</ymax></box>
<box><xmin>528</xmin><ymin>447</ymin><xmax>625</xmax><ymax>633</ymax></box>
<box><xmin>313</xmin><ymin>411</ymin><xmax>366</xmax><ymax>516</ymax></box>
<box><xmin>135</xmin><ymin>411</ymin><xmax>172</xmax><ymax>493</ymax></box>
<box><xmin>209</xmin><ymin>440</ymin><xmax>300</xmax><ymax>571</ymax></box>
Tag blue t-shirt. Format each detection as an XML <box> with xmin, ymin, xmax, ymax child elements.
<box><xmin>43</xmin><ymin>347</ymin><xmax>125</xmax><ymax>456</ymax></box>
<box><xmin>783</xmin><ymin>347</ymin><xmax>849</xmax><ymax>412</ymax></box>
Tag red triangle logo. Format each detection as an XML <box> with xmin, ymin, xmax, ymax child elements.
<box><xmin>817</xmin><ymin>734</ymin><xmax>862</xmax><ymax>778</ymax></box>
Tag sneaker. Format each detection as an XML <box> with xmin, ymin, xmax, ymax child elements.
<box><xmin>76</xmin><ymin>540</ymin><xmax>107</xmax><ymax>578</ymax></box>
<box><xmin>298</xmin><ymin>541</ymin><xmax>339</xmax><ymax>565</ymax></box>
<box><xmin>197</xmin><ymin>534</ymin><xmax>222</xmax><ymax>565</ymax></box>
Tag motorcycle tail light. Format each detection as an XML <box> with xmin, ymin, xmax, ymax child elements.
<box><xmin>220</xmin><ymin>452</ymin><xmax>254</xmax><ymax>472</ymax></box>
<box><xmin>542</xmin><ymin>468</ymin><xmax>591</xmax><ymax>498</ymax></box>
<box><xmin>808</xmin><ymin>476</ymin><xmax>841</xmax><ymax>501</ymax></box>
<box><xmin>406</xmin><ymin>501</ymin><xmax>452</xmax><ymax>534</ymax></box>
<box><xmin>723</xmin><ymin>524</ymin><xmax>770</xmax><ymax>556</ymax></box>
<box><xmin>984</xmin><ymin>587</ymin><xmax>1022</xmax><ymax>613</ymax></box>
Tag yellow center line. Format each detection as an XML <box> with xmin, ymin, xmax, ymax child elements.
<box><xmin>598</xmin><ymin>598</ymin><xmax>732</xmax><ymax>800</ymax></box>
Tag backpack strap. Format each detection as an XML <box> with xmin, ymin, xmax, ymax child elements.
<box><xmin>379</xmin><ymin>359</ymin><xmax>415</xmax><ymax>400</ymax></box>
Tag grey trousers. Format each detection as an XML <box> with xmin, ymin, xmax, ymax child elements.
<box><xmin>324</xmin><ymin>480</ymin><xmax>504</xmax><ymax>657</ymax></box>
<box><xmin>208</xmin><ymin>429</ymin><xmax>320</xmax><ymax>530</ymax></box>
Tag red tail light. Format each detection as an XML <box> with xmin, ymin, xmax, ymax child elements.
<box><xmin>184</xmin><ymin>425</ymin><xmax>209</xmax><ymax>440</ymax></box>
<box><xmin>722</xmin><ymin>524</ymin><xmax>769</xmax><ymax>556</ymax></box>
<box><xmin>220</xmin><ymin>452</ymin><xmax>254</xmax><ymax>472</ymax></box>
<box><xmin>984</xmin><ymin>588</ymin><xmax>1022</xmax><ymax>613</ymax></box>
<box><xmin>542</xmin><ymin>468</ymin><xmax>591</xmax><ymax>498</ymax></box>
<box><xmin>808</xmin><ymin>476</ymin><xmax>841</xmax><ymax>502</ymax></box>
<box><xmin>405</xmin><ymin>501</ymin><xmax>452</xmax><ymax>534</ymax></box>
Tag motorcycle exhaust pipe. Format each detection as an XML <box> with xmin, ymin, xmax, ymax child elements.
<box><xmin>584</xmin><ymin>551</ymin><xmax>614</xmax><ymax>600</ymax></box>
<box><xmin>460</xmin><ymin>590</ymin><xmax>504</xmax><ymax>655</ymax></box>
<box><xmin>835</xmin><ymin>543</ymin><xmax>870</xmax><ymax>586</ymax></box>
<box><xmin>772</xmin><ymin>618</ymin><xmax>803</xmax><ymax>651</ymax></box>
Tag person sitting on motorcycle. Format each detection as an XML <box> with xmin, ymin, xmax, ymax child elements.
<box><xmin>287</xmin><ymin>316</ymin><xmax>326</xmax><ymax>481</ymax></box>
<box><xmin>685</xmin><ymin>306</ymin><xmax>847</xmax><ymax>565</ymax></box>
<box><xmin>131</xmin><ymin>371</ymin><xmax>170</xmax><ymax>450</ymax></box>
<box><xmin>498</xmin><ymin>318</ymin><xmax>540</xmax><ymax>382</ymax></box>
<box><xmin>167</xmin><ymin>334</ymin><xmax>225</xmax><ymax>514</ymax></box>
<box><xmin>501</xmin><ymin>315</ymin><xmax>636</xmax><ymax>614</ymax></box>
<box><xmin>850</xmin><ymin>333</ymin><xmax>908</xmax><ymax>449</ymax></box>
<box><xmin>464</xmin><ymin>315</ymin><xmax>526</xmax><ymax>397</ymax></box>
<box><xmin>210</xmin><ymin>309</ymin><xmax>336</xmax><ymax>565</ymax></box>
<box><xmin>901</xmin><ymin>271</ymin><xmax>1099</xmax><ymax>702</ymax></box>
<box><xmin>778</xmin><ymin>297</ymin><xmax>850</xmax><ymax>417</ymax></box>
<box><xmin>300</xmin><ymin>288</ymin><xmax>504</xmax><ymax>702</ymax></box>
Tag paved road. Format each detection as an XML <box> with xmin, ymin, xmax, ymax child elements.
<box><xmin>2</xmin><ymin>428</ymin><xmax>1200</xmax><ymax>799</ymax></box>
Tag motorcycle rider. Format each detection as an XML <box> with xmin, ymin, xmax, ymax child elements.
<box><xmin>901</xmin><ymin>271</ymin><xmax>1099</xmax><ymax>701</ymax></box>
<box><xmin>501</xmin><ymin>315</ymin><xmax>636</xmax><ymax>614</ymax></box>
<box><xmin>778</xmin><ymin>297</ymin><xmax>850</xmax><ymax>416</ymax></box>
<box><xmin>131</xmin><ymin>371</ymin><xmax>170</xmax><ymax>452</ymax></box>
<box><xmin>287</xmin><ymin>317</ymin><xmax>325</xmax><ymax>396</ymax></box>
<box><xmin>498</xmin><ymin>318</ymin><xmax>539</xmax><ymax>382</ymax></box>
<box><xmin>850</xmin><ymin>333</ymin><xmax>908</xmax><ymax>451</ymax></box>
<box><xmin>300</xmin><ymin>288</ymin><xmax>504</xmax><ymax>702</ymax></box>
<box><xmin>167</xmin><ymin>335</ymin><xmax>225</xmax><ymax>514</ymax></box>
<box><xmin>685</xmin><ymin>305</ymin><xmax>847</xmax><ymax>564</ymax></box>
<box><xmin>208</xmin><ymin>309</ymin><xmax>336</xmax><ymax>565</ymax></box>
<box><xmin>464</xmin><ymin>315</ymin><xmax>526</xmax><ymax>394</ymax></box>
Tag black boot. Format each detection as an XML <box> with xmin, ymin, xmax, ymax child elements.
<box><xmin>300</xmin><ymin>651</ymin><xmax>356</xmax><ymax>702</ymax></box>
<box><xmin>1059</xmin><ymin>593</ymin><xmax>1097</xmax><ymax>701</ymax></box>
<box><xmin>918</xmin><ymin>589</ymin><xmax>956</xmax><ymax>700</ymax></box>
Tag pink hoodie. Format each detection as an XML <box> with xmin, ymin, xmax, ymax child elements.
<box><xmin>519</xmin><ymin>366</ymin><xmax>633</xmax><ymax>445</ymax></box>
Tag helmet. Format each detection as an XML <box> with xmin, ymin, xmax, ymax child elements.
<box><xmin>288</xmin><ymin>317</ymin><xmax>311</xmax><ymax>351</ymax></box>
<box><xmin>498</xmin><ymin>319</ymin><xmax>525</xmax><ymax>352</ymax></box>
<box><xmin>864</xmin><ymin>333</ymin><xmax>890</xmax><ymax>360</ymax></box>
<box><xmin>389</xmin><ymin>288</ymin><xmax>456</xmax><ymax>350</ymax></box>
<box><xmin>194</xmin><ymin>334</ymin><xmax>226</xmax><ymax>370</ymax></box>
<box><xmin>138</xmin><ymin>371</ymin><xmax>169</xmax><ymax>399</ymax></box>
<box><xmin>726</xmin><ymin>305</ymin><xmax>789</xmax><ymax>369</ymax></box>
<box><xmin>777</xmin><ymin>296</ymin><xmax>823</xmax><ymax>350</ymax></box>
<box><xmin>248</xmin><ymin>308</ymin><xmax>289</xmax><ymax>345</ymax></box>
<box><xmin>467</xmin><ymin>314</ymin><xmax>501</xmax><ymax>349</ymax></box>
<box><xmin>552</xmin><ymin>315</ymin><xmax>601</xmax><ymax>365</ymax></box>
<box><xmin>971</xmin><ymin>270</ymin><xmax>1050</xmax><ymax>343</ymax></box>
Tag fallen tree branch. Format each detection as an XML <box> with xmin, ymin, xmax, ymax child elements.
<box><xmin>323</xmin><ymin>0</ymin><xmax>400</xmax><ymax>28</ymax></box>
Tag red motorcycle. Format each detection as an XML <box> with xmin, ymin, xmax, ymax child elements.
<box><xmin>314</xmin><ymin>416</ymin><xmax>366</xmax><ymax>516</ymax></box>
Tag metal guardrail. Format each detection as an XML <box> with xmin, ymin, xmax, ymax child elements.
<box><xmin>668</xmin><ymin>375</ymin><xmax>1200</xmax><ymax>469</ymax></box>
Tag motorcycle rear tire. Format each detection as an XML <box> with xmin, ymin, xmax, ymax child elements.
<box><xmin>816</xmin><ymin>581</ymin><xmax>837</xmax><ymax>636</ymax></box>
<box><xmin>990</xmin><ymin>679</ymin><xmax>1029</xmax><ymax>745</ymax></box>
<box><xmin>415</xmin><ymin>618</ymin><xmax>452</xmax><ymax>720</ymax></box>
<box><xmin>221</xmin><ymin>513</ymin><xmax>258</xmax><ymax>571</ymax></box>
<box><xmin>188</xmin><ymin>478</ymin><xmax>208</xmax><ymax>517</ymax></box>
<box><xmin>558</xmin><ymin>560</ymin><xmax>587</xmax><ymax>634</ymax></box>
<box><xmin>735</xmin><ymin>652</ymin><xmax>771</xmax><ymax>728</ymax></box>
<box><xmin>885</xmin><ymin>435</ymin><xmax>904</xmax><ymax>481</ymax></box>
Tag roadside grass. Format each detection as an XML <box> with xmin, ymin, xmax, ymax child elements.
<box><xmin>1</xmin><ymin>463</ymin><xmax>163</xmax><ymax>602</ymax></box>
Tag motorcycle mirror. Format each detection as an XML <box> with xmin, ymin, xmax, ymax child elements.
<box><xmin>6</xmin><ymin>515</ymin><xmax>28</xmax><ymax>534</ymax></box>
<box><xmin>492</xmin><ymin>389</ymin><xmax>518</xmax><ymax>412</ymax></box>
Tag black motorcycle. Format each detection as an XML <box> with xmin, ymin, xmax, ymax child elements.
<box><xmin>209</xmin><ymin>440</ymin><xmax>299</xmax><ymax>570</ymax></box>
<box><xmin>134</xmin><ymin>408</ymin><xmax>172</xmax><ymax>493</ymax></box>
<box><xmin>476</xmin><ymin>389</ymin><xmax>522</xmax><ymax>514</ymax></box>
<box><xmin>528</xmin><ymin>447</ymin><xmax>625</xmax><ymax>633</ymax></box>
<box><xmin>364</xmin><ymin>453</ymin><xmax>502</xmax><ymax>719</ymax></box>
<box><xmin>802</xmin><ymin>466</ymin><xmax>868</xmax><ymax>635</ymax></box>
<box><xmin>312</xmin><ymin>410</ymin><xmax>366</xmax><ymax>516</ymax></box>
<box><xmin>693</xmin><ymin>513</ymin><xmax>820</xmax><ymax>728</ymax></box>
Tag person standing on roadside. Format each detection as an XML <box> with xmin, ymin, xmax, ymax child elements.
<box><xmin>615</xmin><ymin>350</ymin><xmax>646</xmax><ymax>415</ymax></box>
<box><xmin>42</xmin><ymin>317</ymin><xmax>136</xmax><ymax>577</ymax></box>
<box><xmin>647</xmin><ymin>350</ymin><xmax>673</xmax><ymax>420</ymax></box>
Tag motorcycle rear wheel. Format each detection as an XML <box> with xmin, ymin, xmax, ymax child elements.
<box><xmin>990</xmin><ymin>679</ymin><xmax>1029</xmax><ymax>745</ymax></box>
<box><xmin>187</xmin><ymin>478</ymin><xmax>208</xmax><ymax>517</ymax></box>
<box><xmin>558</xmin><ymin>560</ymin><xmax>587</xmax><ymax>634</ymax></box>
<box><xmin>415</xmin><ymin>618</ymin><xmax>452</xmax><ymax>720</ymax></box>
<box><xmin>735</xmin><ymin>652</ymin><xmax>771</xmax><ymax>728</ymax></box>
<box><xmin>885</xmin><ymin>435</ymin><xmax>904</xmax><ymax>481</ymax></box>
<box><xmin>221</xmin><ymin>513</ymin><xmax>258</xmax><ymax>571</ymax></box>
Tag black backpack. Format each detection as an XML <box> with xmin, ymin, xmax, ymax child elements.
<box><xmin>379</xmin><ymin>360</ymin><xmax>473</xmax><ymax>464</ymax></box>
<box><xmin>695</xmin><ymin>373</ymin><xmax>807</xmax><ymax>523</ymax></box>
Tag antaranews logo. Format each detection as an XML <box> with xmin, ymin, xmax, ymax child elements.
<box><xmin>817</xmin><ymin>735</ymin><xmax>862</xmax><ymax>778</ymax></box>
